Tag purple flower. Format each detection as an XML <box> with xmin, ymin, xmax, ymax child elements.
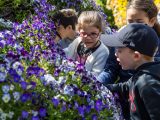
<box><xmin>9</xmin><ymin>68</ymin><xmax>21</xmax><ymax>82</ymax></box>
<box><xmin>30</xmin><ymin>81</ymin><xmax>36</xmax><ymax>89</ymax></box>
<box><xmin>92</xmin><ymin>114</ymin><xmax>98</xmax><ymax>120</ymax></box>
<box><xmin>95</xmin><ymin>99</ymin><xmax>103</xmax><ymax>112</ymax></box>
<box><xmin>60</xmin><ymin>103</ymin><xmax>66</xmax><ymax>112</ymax></box>
<box><xmin>52</xmin><ymin>98</ymin><xmax>59</xmax><ymax>107</ymax></box>
<box><xmin>74</xmin><ymin>101</ymin><xmax>79</xmax><ymax>109</ymax></box>
<box><xmin>27</xmin><ymin>66</ymin><xmax>45</xmax><ymax>77</ymax></box>
<box><xmin>0</xmin><ymin>40</ymin><xmax>6</xmax><ymax>48</ymax></box>
<box><xmin>32</xmin><ymin>116</ymin><xmax>39</xmax><ymax>120</ymax></box>
<box><xmin>20</xmin><ymin>93</ymin><xmax>31</xmax><ymax>102</ymax></box>
<box><xmin>39</xmin><ymin>108</ymin><xmax>46</xmax><ymax>117</ymax></box>
<box><xmin>21</xmin><ymin>81</ymin><xmax>27</xmax><ymax>90</ymax></box>
<box><xmin>86</xmin><ymin>105</ymin><xmax>91</xmax><ymax>113</ymax></box>
<box><xmin>78</xmin><ymin>106</ymin><xmax>84</xmax><ymax>117</ymax></box>
<box><xmin>22</xmin><ymin>110</ymin><xmax>29</xmax><ymax>118</ymax></box>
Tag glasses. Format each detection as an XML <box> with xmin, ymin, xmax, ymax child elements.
<box><xmin>79</xmin><ymin>32</ymin><xmax>100</xmax><ymax>38</ymax></box>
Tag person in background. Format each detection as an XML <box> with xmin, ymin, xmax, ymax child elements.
<box><xmin>157</xmin><ymin>11</ymin><xmax>160</xmax><ymax>24</ymax></box>
<box><xmin>64</xmin><ymin>11</ymin><xmax>109</xmax><ymax>75</ymax></box>
<box><xmin>50</xmin><ymin>8</ymin><xmax>78</xmax><ymax>48</ymax></box>
<box><xmin>106</xmin><ymin>23</ymin><xmax>160</xmax><ymax>120</ymax></box>
<box><xmin>99</xmin><ymin>0</ymin><xmax>160</xmax><ymax>119</ymax></box>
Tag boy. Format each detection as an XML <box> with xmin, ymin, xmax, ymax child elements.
<box><xmin>50</xmin><ymin>9</ymin><xmax>78</xmax><ymax>48</ymax></box>
<box><xmin>105</xmin><ymin>23</ymin><xmax>160</xmax><ymax>120</ymax></box>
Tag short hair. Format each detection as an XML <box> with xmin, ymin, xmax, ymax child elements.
<box><xmin>76</xmin><ymin>11</ymin><xmax>105</xmax><ymax>32</ymax></box>
<box><xmin>50</xmin><ymin>9</ymin><xmax>78</xmax><ymax>30</ymax></box>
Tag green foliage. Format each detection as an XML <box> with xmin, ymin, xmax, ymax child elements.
<box><xmin>95</xmin><ymin>0</ymin><xmax>117</xmax><ymax>28</ymax></box>
<box><xmin>0</xmin><ymin>0</ymin><xmax>35</xmax><ymax>23</ymax></box>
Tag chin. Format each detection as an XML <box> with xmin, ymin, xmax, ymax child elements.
<box><xmin>121</xmin><ymin>66</ymin><xmax>129</xmax><ymax>70</ymax></box>
<box><xmin>86</xmin><ymin>45</ymin><xmax>92</xmax><ymax>48</ymax></box>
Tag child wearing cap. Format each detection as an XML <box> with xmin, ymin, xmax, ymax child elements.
<box><xmin>99</xmin><ymin>0</ymin><xmax>160</xmax><ymax>118</ymax></box>
<box><xmin>106</xmin><ymin>23</ymin><xmax>160</xmax><ymax>120</ymax></box>
<box><xmin>64</xmin><ymin>11</ymin><xmax>109</xmax><ymax>75</ymax></box>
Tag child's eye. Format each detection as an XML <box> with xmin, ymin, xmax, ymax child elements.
<box><xmin>127</xmin><ymin>20</ymin><xmax>134</xmax><ymax>23</ymax></box>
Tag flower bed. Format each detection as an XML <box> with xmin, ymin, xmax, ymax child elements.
<box><xmin>0</xmin><ymin>0</ymin><xmax>122</xmax><ymax>119</ymax></box>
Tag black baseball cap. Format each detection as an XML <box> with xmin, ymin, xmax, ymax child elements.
<box><xmin>103</xmin><ymin>23</ymin><xmax>159</xmax><ymax>57</ymax></box>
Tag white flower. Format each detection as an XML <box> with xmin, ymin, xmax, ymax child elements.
<box><xmin>16</xmin><ymin>68</ymin><xmax>23</xmax><ymax>76</ymax></box>
<box><xmin>10</xmin><ymin>84</ymin><xmax>15</xmax><ymax>91</ymax></box>
<box><xmin>44</xmin><ymin>74</ymin><xmax>57</xmax><ymax>84</ymax></box>
<box><xmin>0</xmin><ymin>113</ymin><xmax>7</xmax><ymax>120</ymax></box>
<box><xmin>27</xmin><ymin>85</ymin><xmax>32</xmax><ymax>90</ymax></box>
<box><xmin>5</xmin><ymin>30</ymin><xmax>12</xmax><ymax>35</ymax></box>
<box><xmin>12</xmin><ymin>61</ymin><xmax>23</xmax><ymax>75</ymax></box>
<box><xmin>2</xmin><ymin>94</ymin><xmax>10</xmax><ymax>103</ymax></box>
<box><xmin>32</xmin><ymin>110</ymin><xmax>38</xmax><ymax>116</ymax></box>
<box><xmin>7</xmin><ymin>111</ymin><xmax>14</xmax><ymax>119</ymax></box>
<box><xmin>0</xmin><ymin>64</ymin><xmax>5</xmax><ymax>72</ymax></box>
<box><xmin>58</xmin><ymin>76</ymin><xmax>66</xmax><ymax>85</ymax></box>
<box><xmin>67</xmin><ymin>62</ymin><xmax>75</xmax><ymax>67</ymax></box>
<box><xmin>63</xmin><ymin>85</ymin><xmax>74</xmax><ymax>96</ymax></box>
<box><xmin>13</xmin><ymin>43</ymin><xmax>21</xmax><ymax>49</ymax></box>
<box><xmin>29</xmin><ymin>39</ymin><xmax>34</xmax><ymax>45</ymax></box>
<box><xmin>12</xmin><ymin>61</ymin><xmax>22</xmax><ymax>70</ymax></box>
<box><xmin>89</xmin><ymin>100</ymin><xmax>95</xmax><ymax>109</ymax></box>
<box><xmin>0</xmin><ymin>72</ymin><xmax>7</xmax><ymax>82</ymax></box>
<box><xmin>13</xmin><ymin>92</ymin><xmax>20</xmax><ymax>101</ymax></box>
<box><xmin>2</xmin><ymin>85</ymin><xmax>10</xmax><ymax>93</ymax></box>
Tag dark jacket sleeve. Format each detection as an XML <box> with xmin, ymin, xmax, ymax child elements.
<box><xmin>107</xmin><ymin>79</ymin><xmax>131</xmax><ymax>98</ymax></box>
<box><xmin>138</xmin><ymin>75</ymin><xmax>160</xmax><ymax>120</ymax></box>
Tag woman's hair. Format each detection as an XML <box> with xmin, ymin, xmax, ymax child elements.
<box><xmin>76</xmin><ymin>11</ymin><xmax>105</xmax><ymax>32</ymax></box>
<box><xmin>127</xmin><ymin>0</ymin><xmax>160</xmax><ymax>36</ymax></box>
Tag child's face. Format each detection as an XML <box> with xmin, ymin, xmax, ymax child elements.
<box><xmin>79</xmin><ymin>26</ymin><xmax>100</xmax><ymax>48</ymax></box>
<box><xmin>126</xmin><ymin>8</ymin><xmax>155</xmax><ymax>27</ymax></box>
<box><xmin>115</xmin><ymin>47</ymin><xmax>137</xmax><ymax>70</ymax></box>
<box><xmin>56</xmin><ymin>24</ymin><xmax>73</xmax><ymax>39</ymax></box>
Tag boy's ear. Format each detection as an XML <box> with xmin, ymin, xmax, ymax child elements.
<box><xmin>134</xmin><ymin>51</ymin><xmax>141</xmax><ymax>60</ymax></box>
<box><xmin>67</xmin><ymin>25</ymin><xmax>73</xmax><ymax>30</ymax></box>
<box><xmin>149</xmin><ymin>17</ymin><xmax>157</xmax><ymax>27</ymax></box>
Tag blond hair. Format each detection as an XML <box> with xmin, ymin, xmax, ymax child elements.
<box><xmin>76</xmin><ymin>11</ymin><xmax>105</xmax><ymax>32</ymax></box>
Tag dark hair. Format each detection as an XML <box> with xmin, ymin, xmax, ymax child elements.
<box><xmin>50</xmin><ymin>9</ymin><xmax>78</xmax><ymax>30</ymax></box>
<box><xmin>127</xmin><ymin>0</ymin><xmax>160</xmax><ymax>36</ymax></box>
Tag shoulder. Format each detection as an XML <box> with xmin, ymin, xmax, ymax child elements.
<box><xmin>71</xmin><ymin>37</ymin><xmax>82</xmax><ymax>45</ymax></box>
<box><xmin>90</xmin><ymin>43</ymin><xmax>109</xmax><ymax>60</ymax></box>
<box><xmin>135</xmin><ymin>73</ymin><xmax>160</xmax><ymax>92</ymax></box>
<box><xmin>96</xmin><ymin>42</ymin><xmax>109</xmax><ymax>54</ymax></box>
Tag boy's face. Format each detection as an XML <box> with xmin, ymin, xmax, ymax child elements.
<box><xmin>79</xmin><ymin>26</ymin><xmax>100</xmax><ymax>48</ymax></box>
<box><xmin>126</xmin><ymin>8</ymin><xmax>155</xmax><ymax>27</ymax></box>
<box><xmin>115</xmin><ymin>47</ymin><xmax>137</xmax><ymax>70</ymax></box>
<box><xmin>56</xmin><ymin>23</ymin><xmax>73</xmax><ymax>39</ymax></box>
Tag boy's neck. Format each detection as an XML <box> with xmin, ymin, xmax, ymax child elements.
<box><xmin>134</xmin><ymin>58</ymin><xmax>154</xmax><ymax>70</ymax></box>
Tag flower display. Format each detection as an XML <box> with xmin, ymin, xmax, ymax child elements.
<box><xmin>0</xmin><ymin>0</ymin><xmax>122</xmax><ymax>119</ymax></box>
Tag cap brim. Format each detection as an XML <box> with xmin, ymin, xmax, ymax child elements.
<box><xmin>101</xmin><ymin>34</ymin><xmax>125</xmax><ymax>47</ymax></box>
